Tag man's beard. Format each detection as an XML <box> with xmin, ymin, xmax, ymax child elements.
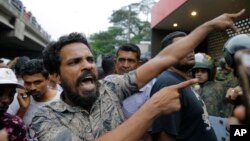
<box><xmin>27</xmin><ymin>91</ymin><xmax>44</xmax><ymax>100</ymax></box>
<box><xmin>61</xmin><ymin>71</ymin><xmax>98</xmax><ymax>110</ymax></box>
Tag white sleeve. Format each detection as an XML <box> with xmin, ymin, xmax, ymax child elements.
<box><xmin>7</xmin><ymin>93</ymin><xmax>20</xmax><ymax>115</ymax></box>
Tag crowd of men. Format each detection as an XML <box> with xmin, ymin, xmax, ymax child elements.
<box><xmin>0</xmin><ymin>9</ymin><xmax>249</xmax><ymax>141</ymax></box>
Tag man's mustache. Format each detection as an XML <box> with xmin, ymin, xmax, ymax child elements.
<box><xmin>76</xmin><ymin>71</ymin><xmax>97</xmax><ymax>86</ymax></box>
<box><xmin>27</xmin><ymin>91</ymin><xmax>40</xmax><ymax>95</ymax></box>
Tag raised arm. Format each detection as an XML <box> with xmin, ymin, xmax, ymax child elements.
<box><xmin>136</xmin><ymin>9</ymin><xmax>245</xmax><ymax>88</ymax></box>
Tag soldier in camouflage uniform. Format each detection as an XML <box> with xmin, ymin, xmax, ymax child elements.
<box><xmin>216</xmin><ymin>57</ymin><xmax>239</xmax><ymax>91</ymax></box>
<box><xmin>191</xmin><ymin>53</ymin><xmax>232</xmax><ymax>117</ymax></box>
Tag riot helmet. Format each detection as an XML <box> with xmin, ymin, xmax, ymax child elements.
<box><xmin>191</xmin><ymin>53</ymin><xmax>215</xmax><ymax>81</ymax></box>
<box><xmin>223</xmin><ymin>34</ymin><xmax>250</xmax><ymax>69</ymax></box>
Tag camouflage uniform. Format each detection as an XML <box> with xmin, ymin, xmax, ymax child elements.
<box><xmin>195</xmin><ymin>81</ymin><xmax>233</xmax><ymax>117</ymax></box>
<box><xmin>216</xmin><ymin>71</ymin><xmax>239</xmax><ymax>91</ymax></box>
<box><xmin>192</xmin><ymin>53</ymin><xmax>233</xmax><ymax>117</ymax></box>
<box><xmin>29</xmin><ymin>71</ymin><xmax>138</xmax><ymax>141</ymax></box>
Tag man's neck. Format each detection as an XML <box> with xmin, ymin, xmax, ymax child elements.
<box><xmin>62</xmin><ymin>92</ymin><xmax>75</xmax><ymax>107</ymax></box>
<box><xmin>33</xmin><ymin>89</ymin><xmax>57</xmax><ymax>102</ymax></box>
<box><xmin>169</xmin><ymin>67</ymin><xmax>190</xmax><ymax>80</ymax></box>
<box><xmin>62</xmin><ymin>92</ymin><xmax>92</xmax><ymax>112</ymax></box>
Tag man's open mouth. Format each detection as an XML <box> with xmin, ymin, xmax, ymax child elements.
<box><xmin>79</xmin><ymin>75</ymin><xmax>96</xmax><ymax>92</ymax></box>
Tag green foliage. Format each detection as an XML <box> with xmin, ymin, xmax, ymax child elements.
<box><xmin>90</xmin><ymin>26</ymin><xmax>126</xmax><ymax>57</ymax></box>
<box><xmin>130</xmin><ymin>21</ymin><xmax>151</xmax><ymax>43</ymax></box>
<box><xmin>89</xmin><ymin>0</ymin><xmax>155</xmax><ymax>56</ymax></box>
<box><xmin>108</xmin><ymin>3</ymin><xmax>151</xmax><ymax>43</ymax></box>
<box><xmin>110</xmin><ymin>9</ymin><xmax>138</xmax><ymax>28</ymax></box>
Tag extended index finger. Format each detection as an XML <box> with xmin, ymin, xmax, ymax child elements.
<box><xmin>173</xmin><ymin>78</ymin><xmax>198</xmax><ymax>89</ymax></box>
<box><xmin>229</xmin><ymin>9</ymin><xmax>245</xmax><ymax>32</ymax></box>
<box><xmin>230</xmin><ymin>9</ymin><xmax>245</xmax><ymax>19</ymax></box>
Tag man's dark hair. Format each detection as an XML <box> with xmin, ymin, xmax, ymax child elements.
<box><xmin>14</xmin><ymin>56</ymin><xmax>30</xmax><ymax>76</ymax></box>
<box><xmin>161</xmin><ymin>31</ymin><xmax>187</xmax><ymax>49</ymax></box>
<box><xmin>21</xmin><ymin>59</ymin><xmax>49</xmax><ymax>79</ymax></box>
<box><xmin>43</xmin><ymin>32</ymin><xmax>91</xmax><ymax>74</ymax></box>
<box><xmin>116</xmin><ymin>43</ymin><xmax>141</xmax><ymax>60</ymax></box>
<box><xmin>102</xmin><ymin>55</ymin><xmax>115</xmax><ymax>76</ymax></box>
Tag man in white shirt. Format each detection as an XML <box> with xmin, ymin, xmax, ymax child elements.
<box><xmin>7</xmin><ymin>59</ymin><xmax>60</xmax><ymax>128</ymax></box>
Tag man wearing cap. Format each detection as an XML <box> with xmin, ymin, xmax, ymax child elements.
<box><xmin>0</xmin><ymin>68</ymin><xmax>27</xmax><ymax>141</ymax></box>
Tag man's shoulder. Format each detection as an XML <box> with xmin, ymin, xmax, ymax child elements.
<box><xmin>3</xmin><ymin>113</ymin><xmax>23</xmax><ymax>122</ymax></box>
<box><xmin>155</xmin><ymin>70</ymin><xmax>182</xmax><ymax>85</ymax></box>
<box><xmin>2</xmin><ymin>113</ymin><xmax>26</xmax><ymax>128</ymax></box>
<box><xmin>204</xmin><ymin>81</ymin><xmax>224</xmax><ymax>90</ymax></box>
<box><xmin>101</xmin><ymin>71</ymin><xmax>138</xmax><ymax>89</ymax></box>
<box><xmin>102</xmin><ymin>74</ymin><xmax>127</xmax><ymax>90</ymax></box>
<box><xmin>34</xmin><ymin>100</ymin><xmax>65</xmax><ymax>117</ymax></box>
<box><xmin>151</xmin><ymin>71</ymin><xmax>182</xmax><ymax>96</ymax></box>
<box><xmin>103</xmin><ymin>71</ymin><xmax>137</xmax><ymax>83</ymax></box>
<box><xmin>103</xmin><ymin>74</ymin><xmax>123</xmax><ymax>83</ymax></box>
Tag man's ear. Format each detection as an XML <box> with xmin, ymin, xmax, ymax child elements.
<box><xmin>113</xmin><ymin>58</ymin><xmax>117</xmax><ymax>64</ymax></box>
<box><xmin>56</xmin><ymin>74</ymin><xmax>61</xmax><ymax>84</ymax></box>
<box><xmin>51</xmin><ymin>73</ymin><xmax>61</xmax><ymax>84</ymax></box>
<box><xmin>113</xmin><ymin>59</ymin><xmax>118</xmax><ymax>73</ymax></box>
<box><xmin>138</xmin><ymin>60</ymin><xmax>143</xmax><ymax>67</ymax></box>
